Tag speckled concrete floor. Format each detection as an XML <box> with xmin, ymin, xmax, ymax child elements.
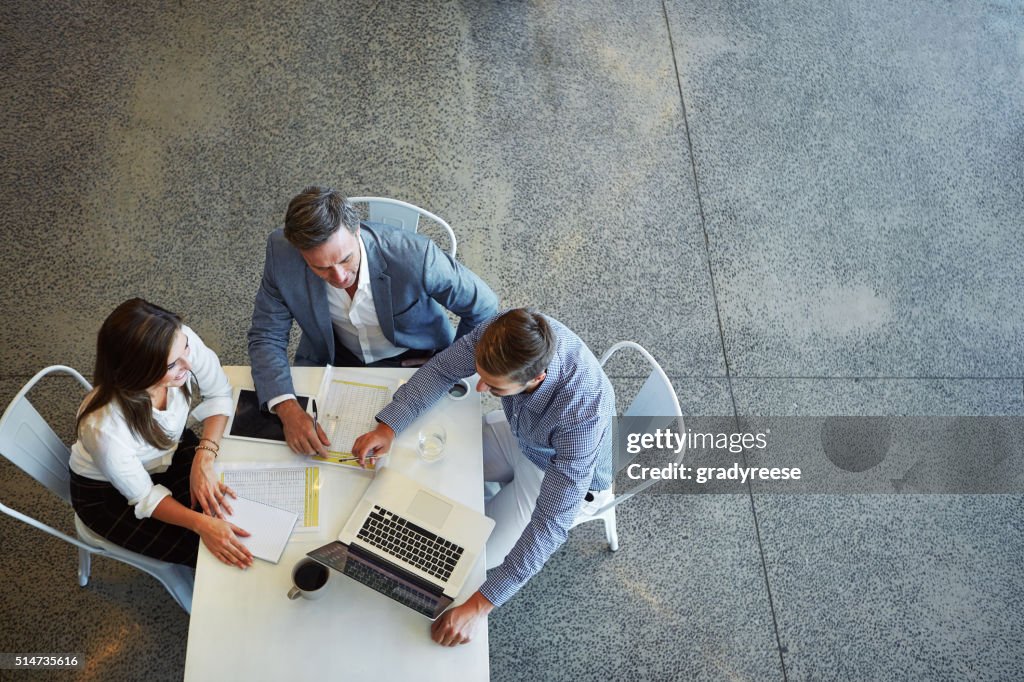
<box><xmin>1</xmin><ymin>1</ymin><xmax>1022</xmax><ymax>680</ymax></box>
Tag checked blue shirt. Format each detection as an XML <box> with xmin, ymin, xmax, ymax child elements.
<box><xmin>375</xmin><ymin>313</ymin><xmax>615</xmax><ymax>607</ymax></box>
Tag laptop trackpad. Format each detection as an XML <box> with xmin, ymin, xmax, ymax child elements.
<box><xmin>408</xmin><ymin>491</ymin><xmax>453</xmax><ymax>529</ymax></box>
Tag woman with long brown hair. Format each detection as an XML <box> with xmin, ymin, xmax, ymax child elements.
<box><xmin>69</xmin><ymin>298</ymin><xmax>253</xmax><ymax>569</ymax></box>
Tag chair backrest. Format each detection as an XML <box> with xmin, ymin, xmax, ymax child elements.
<box><xmin>348</xmin><ymin>196</ymin><xmax>458</xmax><ymax>258</ymax></box>
<box><xmin>0</xmin><ymin>366</ymin><xmax>92</xmax><ymax>504</ymax></box>
<box><xmin>1</xmin><ymin>366</ymin><xmax>195</xmax><ymax>612</ymax></box>
<box><xmin>599</xmin><ymin>342</ymin><xmax>684</xmax><ymax>504</ymax></box>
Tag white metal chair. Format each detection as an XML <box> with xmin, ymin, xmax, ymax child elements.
<box><xmin>570</xmin><ymin>342</ymin><xmax>685</xmax><ymax>551</ymax></box>
<box><xmin>0</xmin><ymin>365</ymin><xmax>193</xmax><ymax>613</ymax></box>
<box><xmin>349</xmin><ymin>196</ymin><xmax>458</xmax><ymax>258</ymax></box>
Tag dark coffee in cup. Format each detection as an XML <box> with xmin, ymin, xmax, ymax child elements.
<box><xmin>295</xmin><ymin>562</ymin><xmax>328</xmax><ymax>591</ymax></box>
<box><xmin>288</xmin><ymin>558</ymin><xmax>331</xmax><ymax>600</ymax></box>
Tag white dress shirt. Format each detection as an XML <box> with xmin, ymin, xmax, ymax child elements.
<box><xmin>69</xmin><ymin>326</ymin><xmax>234</xmax><ymax>519</ymax></box>
<box><xmin>268</xmin><ymin>233</ymin><xmax>405</xmax><ymax>411</ymax></box>
<box><xmin>327</xmin><ymin>233</ymin><xmax>406</xmax><ymax>364</ymax></box>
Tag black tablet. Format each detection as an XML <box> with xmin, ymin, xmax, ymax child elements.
<box><xmin>226</xmin><ymin>389</ymin><xmax>310</xmax><ymax>443</ymax></box>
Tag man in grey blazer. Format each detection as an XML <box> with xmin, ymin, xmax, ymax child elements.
<box><xmin>248</xmin><ymin>186</ymin><xmax>498</xmax><ymax>456</ymax></box>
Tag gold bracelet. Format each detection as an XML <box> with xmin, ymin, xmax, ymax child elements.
<box><xmin>196</xmin><ymin>445</ymin><xmax>218</xmax><ymax>459</ymax></box>
<box><xmin>198</xmin><ymin>438</ymin><xmax>220</xmax><ymax>452</ymax></box>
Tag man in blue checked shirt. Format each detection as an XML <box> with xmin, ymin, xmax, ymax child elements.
<box><xmin>353</xmin><ymin>308</ymin><xmax>615</xmax><ymax>646</ymax></box>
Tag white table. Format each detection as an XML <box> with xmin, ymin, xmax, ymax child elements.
<box><xmin>184</xmin><ymin>366</ymin><xmax>489</xmax><ymax>681</ymax></box>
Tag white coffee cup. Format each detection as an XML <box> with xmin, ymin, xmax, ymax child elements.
<box><xmin>447</xmin><ymin>378</ymin><xmax>471</xmax><ymax>400</ymax></box>
<box><xmin>288</xmin><ymin>558</ymin><xmax>330</xmax><ymax>600</ymax></box>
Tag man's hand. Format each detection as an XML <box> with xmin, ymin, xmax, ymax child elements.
<box><xmin>277</xmin><ymin>399</ymin><xmax>329</xmax><ymax>456</ymax></box>
<box><xmin>430</xmin><ymin>591</ymin><xmax>494</xmax><ymax>647</ymax></box>
<box><xmin>352</xmin><ymin>422</ymin><xmax>396</xmax><ymax>467</ymax></box>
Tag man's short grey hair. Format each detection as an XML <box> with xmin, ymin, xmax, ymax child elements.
<box><xmin>284</xmin><ymin>186</ymin><xmax>359</xmax><ymax>250</ymax></box>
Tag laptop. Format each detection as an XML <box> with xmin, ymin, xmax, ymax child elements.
<box><xmin>307</xmin><ymin>467</ymin><xmax>494</xmax><ymax>619</ymax></box>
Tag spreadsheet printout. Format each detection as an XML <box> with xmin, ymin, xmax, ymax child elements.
<box><xmin>310</xmin><ymin>368</ymin><xmax>398</xmax><ymax>469</ymax></box>
<box><xmin>219</xmin><ymin>465</ymin><xmax>320</xmax><ymax>530</ymax></box>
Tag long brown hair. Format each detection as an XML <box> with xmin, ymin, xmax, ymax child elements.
<box><xmin>77</xmin><ymin>298</ymin><xmax>192</xmax><ymax>450</ymax></box>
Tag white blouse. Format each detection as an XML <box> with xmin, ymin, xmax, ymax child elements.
<box><xmin>69</xmin><ymin>326</ymin><xmax>233</xmax><ymax>519</ymax></box>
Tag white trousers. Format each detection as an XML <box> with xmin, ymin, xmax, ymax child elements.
<box><xmin>482</xmin><ymin>410</ymin><xmax>545</xmax><ymax>570</ymax></box>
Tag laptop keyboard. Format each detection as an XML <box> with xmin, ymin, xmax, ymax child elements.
<box><xmin>307</xmin><ymin>542</ymin><xmax>440</xmax><ymax>618</ymax></box>
<box><xmin>358</xmin><ymin>505</ymin><xmax>465</xmax><ymax>582</ymax></box>
<box><xmin>341</xmin><ymin>555</ymin><xmax>439</xmax><ymax>618</ymax></box>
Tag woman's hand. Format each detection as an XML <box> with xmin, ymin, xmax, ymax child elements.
<box><xmin>196</xmin><ymin>515</ymin><xmax>253</xmax><ymax>569</ymax></box>
<box><xmin>190</xmin><ymin>448</ymin><xmax>235</xmax><ymax>517</ymax></box>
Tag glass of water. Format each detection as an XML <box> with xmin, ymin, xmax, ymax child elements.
<box><xmin>417</xmin><ymin>424</ymin><xmax>447</xmax><ymax>463</ymax></box>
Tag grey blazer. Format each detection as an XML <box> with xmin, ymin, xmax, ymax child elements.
<box><xmin>247</xmin><ymin>222</ymin><xmax>498</xmax><ymax>405</ymax></box>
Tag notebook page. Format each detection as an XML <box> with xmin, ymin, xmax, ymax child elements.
<box><xmin>221</xmin><ymin>496</ymin><xmax>297</xmax><ymax>564</ymax></box>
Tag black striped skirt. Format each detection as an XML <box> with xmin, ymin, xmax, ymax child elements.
<box><xmin>70</xmin><ymin>430</ymin><xmax>200</xmax><ymax>567</ymax></box>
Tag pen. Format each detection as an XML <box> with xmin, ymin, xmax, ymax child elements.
<box><xmin>314</xmin><ymin>454</ymin><xmax>378</xmax><ymax>465</ymax></box>
<box><xmin>310</xmin><ymin>398</ymin><xmax>319</xmax><ymax>435</ymax></box>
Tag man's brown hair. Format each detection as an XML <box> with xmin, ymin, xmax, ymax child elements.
<box><xmin>284</xmin><ymin>186</ymin><xmax>359</xmax><ymax>250</ymax></box>
<box><xmin>476</xmin><ymin>308</ymin><xmax>555</xmax><ymax>384</ymax></box>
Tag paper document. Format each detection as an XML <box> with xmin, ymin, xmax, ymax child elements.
<box><xmin>222</xmin><ymin>496</ymin><xmax>297</xmax><ymax>564</ymax></box>
<box><xmin>220</xmin><ymin>465</ymin><xmax>320</xmax><ymax>531</ymax></box>
<box><xmin>311</xmin><ymin>367</ymin><xmax>398</xmax><ymax>470</ymax></box>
